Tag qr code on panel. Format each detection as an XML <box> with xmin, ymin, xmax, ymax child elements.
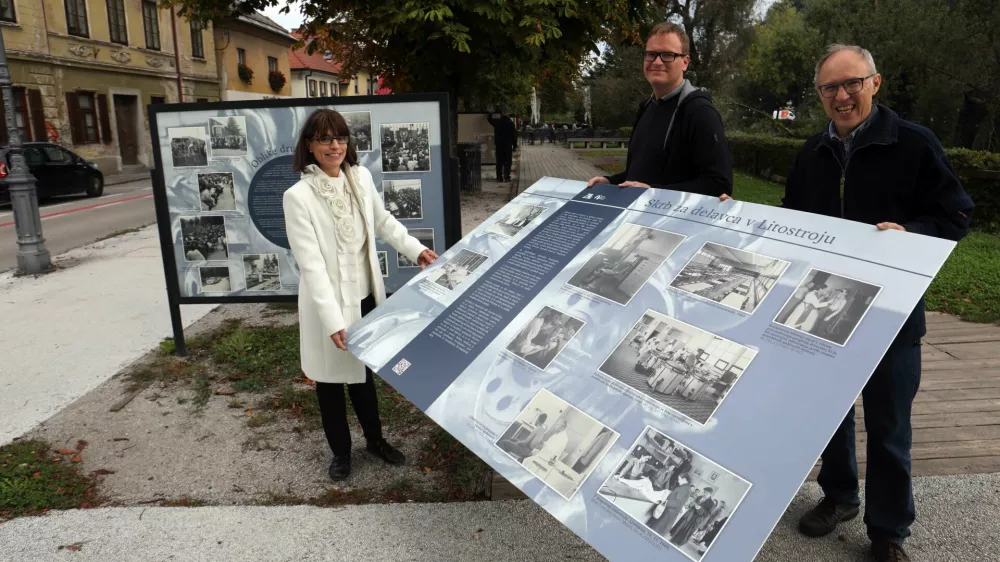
<box><xmin>392</xmin><ymin>358</ymin><xmax>412</xmax><ymax>376</ymax></box>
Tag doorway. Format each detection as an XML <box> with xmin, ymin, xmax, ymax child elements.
<box><xmin>113</xmin><ymin>94</ymin><xmax>139</xmax><ymax>165</ymax></box>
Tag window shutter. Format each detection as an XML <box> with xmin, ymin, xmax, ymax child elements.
<box><xmin>28</xmin><ymin>89</ymin><xmax>45</xmax><ymax>143</ymax></box>
<box><xmin>97</xmin><ymin>94</ymin><xmax>112</xmax><ymax>144</ymax></box>
<box><xmin>66</xmin><ymin>92</ymin><xmax>82</xmax><ymax>145</ymax></box>
<box><xmin>0</xmin><ymin>94</ymin><xmax>7</xmax><ymax>145</ymax></box>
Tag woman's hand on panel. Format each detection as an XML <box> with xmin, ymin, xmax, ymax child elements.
<box><xmin>418</xmin><ymin>249</ymin><xmax>439</xmax><ymax>269</ymax></box>
<box><xmin>331</xmin><ymin>330</ymin><xmax>348</xmax><ymax>351</ymax></box>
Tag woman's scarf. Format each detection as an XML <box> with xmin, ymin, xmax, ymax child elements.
<box><xmin>301</xmin><ymin>163</ymin><xmax>369</xmax><ymax>246</ymax></box>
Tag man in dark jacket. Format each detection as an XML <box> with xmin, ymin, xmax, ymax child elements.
<box><xmin>587</xmin><ymin>22</ymin><xmax>732</xmax><ymax>196</ymax></box>
<box><xmin>487</xmin><ymin>112</ymin><xmax>517</xmax><ymax>182</ymax></box>
<box><xmin>743</xmin><ymin>44</ymin><xmax>973</xmax><ymax>562</ymax></box>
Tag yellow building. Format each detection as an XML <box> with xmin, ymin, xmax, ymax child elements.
<box><xmin>213</xmin><ymin>13</ymin><xmax>296</xmax><ymax>101</ymax></box>
<box><xmin>0</xmin><ymin>0</ymin><xmax>220</xmax><ymax>172</ymax></box>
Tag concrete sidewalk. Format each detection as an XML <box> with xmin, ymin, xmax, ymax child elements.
<box><xmin>0</xmin><ymin>225</ymin><xmax>215</xmax><ymax>446</ymax></box>
<box><xmin>1</xmin><ymin>474</ymin><xmax>997</xmax><ymax>561</ymax></box>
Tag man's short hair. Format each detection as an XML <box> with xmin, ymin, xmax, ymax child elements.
<box><xmin>648</xmin><ymin>22</ymin><xmax>690</xmax><ymax>55</ymax></box>
<box><xmin>814</xmin><ymin>43</ymin><xmax>878</xmax><ymax>85</ymax></box>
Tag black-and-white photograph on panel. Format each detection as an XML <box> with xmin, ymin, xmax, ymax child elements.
<box><xmin>242</xmin><ymin>253</ymin><xmax>282</xmax><ymax>292</ymax></box>
<box><xmin>168</xmin><ymin>127</ymin><xmax>209</xmax><ymax>168</ymax></box>
<box><xmin>597</xmin><ymin>427</ymin><xmax>751</xmax><ymax>562</ymax></box>
<box><xmin>180</xmin><ymin>215</ymin><xmax>229</xmax><ymax>262</ymax></box>
<box><xmin>378</xmin><ymin>251</ymin><xmax>388</xmax><ymax>277</ymax></box>
<box><xmin>670</xmin><ymin>242</ymin><xmax>791</xmax><ymax>314</ymax></box>
<box><xmin>496</xmin><ymin>388</ymin><xmax>619</xmax><ymax>501</ymax></box>
<box><xmin>198</xmin><ymin>173</ymin><xmax>237</xmax><ymax>212</ymax></box>
<box><xmin>382</xmin><ymin>179</ymin><xmax>423</xmax><ymax>220</ymax></box>
<box><xmin>381</xmin><ymin>122</ymin><xmax>431</xmax><ymax>173</ymax></box>
<box><xmin>774</xmin><ymin>268</ymin><xmax>882</xmax><ymax>347</ymax></box>
<box><xmin>599</xmin><ymin>310</ymin><xmax>757</xmax><ymax>425</ymax></box>
<box><xmin>342</xmin><ymin>111</ymin><xmax>373</xmax><ymax>152</ymax></box>
<box><xmin>207</xmin><ymin>116</ymin><xmax>248</xmax><ymax>157</ymax></box>
<box><xmin>199</xmin><ymin>266</ymin><xmax>231</xmax><ymax>293</ymax></box>
<box><xmin>567</xmin><ymin>223</ymin><xmax>685</xmax><ymax>305</ymax></box>
<box><xmin>425</xmin><ymin>248</ymin><xmax>488</xmax><ymax>291</ymax></box>
<box><xmin>398</xmin><ymin>228</ymin><xmax>434</xmax><ymax>268</ymax></box>
<box><xmin>505</xmin><ymin>306</ymin><xmax>586</xmax><ymax>371</ymax></box>
<box><xmin>486</xmin><ymin>203</ymin><xmax>546</xmax><ymax>238</ymax></box>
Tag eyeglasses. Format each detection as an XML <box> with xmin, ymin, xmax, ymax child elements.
<box><xmin>817</xmin><ymin>75</ymin><xmax>875</xmax><ymax>98</ymax></box>
<box><xmin>644</xmin><ymin>51</ymin><xmax>686</xmax><ymax>64</ymax></box>
<box><xmin>313</xmin><ymin>135</ymin><xmax>350</xmax><ymax>145</ymax></box>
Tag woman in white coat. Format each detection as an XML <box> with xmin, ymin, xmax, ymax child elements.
<box><xmin>283</xmin><ymin>109</ymin><xmax>438</xmax><ymax>480</ymax></box>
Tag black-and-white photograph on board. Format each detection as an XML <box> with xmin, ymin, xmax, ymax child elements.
<box><xmin>381</xmin><ymin>122</ymin><xmax>431</xmax><ymax>173</ymax></box>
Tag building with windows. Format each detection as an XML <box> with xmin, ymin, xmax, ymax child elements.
<box><xmin>0</xmin><ymin>0</ymin><xmax>220</xmax><ymax>172</ymax></box>
<box><xmin>213</xmin><ymin>13</ymin><xmax>295</xmax><ymax>101</ymax></box>
<box><xmin>288</xmin><ymin>31</ymin><xmax>386</xmax><ymax>99</ymax></box>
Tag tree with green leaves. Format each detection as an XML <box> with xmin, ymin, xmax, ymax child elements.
<box><xmin>741</xmin><ymin>1</ymin><xmax>822</xmax><ymax>109</ymax></box>
<box><xmin>168</xmin><ymin>0</ymin><xmax>644</xmax><ymax>145</ymax></box>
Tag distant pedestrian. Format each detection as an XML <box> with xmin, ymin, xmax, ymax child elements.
<box><xmin>487</xmin><ymin>111</ymin><xmax>517</xmax><ymax>182</ymax></box>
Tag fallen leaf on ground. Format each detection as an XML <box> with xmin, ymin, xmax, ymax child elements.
<box><xmin>55</xmin><ymin>449</ymin><xmax>75</xmax><ymax>455</ymax></box>
<box><xmin>75</xmin><ymin>440</ymin><xmax>89</xmax><ymax>452</ymax></box>
<box><xmin>91</xmin><ymin>469</ymin><xmax>116</xmax><ymax>476</ymax></box>
<box><xmin>32</xmin><ymin>472</ymin><xmax>41</xmax><ymax>479</ymax></box>
<box><xmin>245</xmin><ymin>409</ymin><xmax>253</xmax><ymax>417</ymax></box>
<box><xmin>71</xmin><ymin>455</ymin><xmax>82</xmax><ymax>463</ymax></box>
<box><xmin>51</xmin><ymin>457</ymin><xmax>62</xmax><ymax>463</ymax></box>
<box><xmin>214</xmin><ymin>391</ymin><xmax>234</xmax><ymax>396</ymax></box>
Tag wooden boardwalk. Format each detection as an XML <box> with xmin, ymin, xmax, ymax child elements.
<box><xmin>491</xmin><ymin>144</ymin><xmax>1000</xmax><ymax>499</ymax></box>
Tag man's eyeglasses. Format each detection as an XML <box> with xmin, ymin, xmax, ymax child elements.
<box><xmin>644</xmin><ymin>51</ymin><xmax>686</xmax><ymax>64</ymax></box>
<box><xmin>314</xmin><ymin>135</ymin><xmax>350</xmax><ymax>145</ymax></box>
<box><xmin>817</xmin><ymin>75</ymin><xmax>875</xmax><ymax>99</ymax></box>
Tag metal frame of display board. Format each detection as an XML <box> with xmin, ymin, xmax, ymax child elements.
<box><xmin>148</xmin><ymin>93</ymin><xmax>460</xmax><ymax>355</ymax></box>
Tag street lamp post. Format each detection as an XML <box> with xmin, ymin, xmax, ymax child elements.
<box><xmin>0</xmin><ymin>27</ymin><xmax>50</xmax><ymax>274</ymax></box>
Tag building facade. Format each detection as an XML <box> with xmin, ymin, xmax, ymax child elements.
<box><xmin>213</xmin><ymin>13</ymin><xmax>295</xmax><ymax>102</ymax></box>
<box><xmin>1</xmin><ymin>0</ymin><xmax>220</xmax><ymax>172</ymax></box>
<box><xmin>289</xmin><ymin>33</ymin><xmax>343</xmax><ymax>99</ymax></box>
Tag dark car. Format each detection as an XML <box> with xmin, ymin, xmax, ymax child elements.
<box><xmin>0</xmin><ymin>142</ymin><xmax>104</xmax><ymax>204</ymax></box>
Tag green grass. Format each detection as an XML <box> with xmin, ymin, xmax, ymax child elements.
<box><xmin>926</xmin><ymin>231</ymin><xmax>1000</xmax><ymax>323</ymax></box>
<box><xmin>0</xmin><ymin>440</ymin><xmax>99</xmax><ymax>517</ymax></box>
<box><xmin>732</xmin><ymin>172</ymin><xmax>785</xmax><ymax>206</ymax></box>
<box><xmin>211</xmin><ymin>325</ymin><xmax>301</xmax><ymax>392</ymax></box>
<box><xmin>419</xmin><ymin>428</ymin><xmax>491</xmax><ymax>501</ymax></box>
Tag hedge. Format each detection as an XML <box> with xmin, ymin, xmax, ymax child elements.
<box><xmin>728</xmin><ymin>133</ymin><xmax>1000</xmax><ymax>232</ymax></box>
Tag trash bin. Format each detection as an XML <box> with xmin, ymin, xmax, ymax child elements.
<box><xmin>456</xmin><ymin>142</ymin><xmax>482</xmax><ymax>192</ymax></box>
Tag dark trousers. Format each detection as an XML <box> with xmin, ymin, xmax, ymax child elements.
<box><xmin>315</xmin><ymin>294</ymin><xmax>383</xmax><ymax>457</ymax></box>
<box><xmin>495</xmin><ymin>146</ymin><xmax>512</xmax><ymax>181</ymax></box>
<box><xmin>817</xmin><ymin>336</ymin><xmax>922</xmax><ymax>543</ymax></box>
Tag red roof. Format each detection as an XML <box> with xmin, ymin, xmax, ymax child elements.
<box><xmin>289</xmin><ymin>32</ymin><xmax>343</xmax><ymax>75</ymax></box>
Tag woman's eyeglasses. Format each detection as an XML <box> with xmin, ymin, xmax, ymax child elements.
<box><xmin>313</xmin><ymin>135</ymin><xmax>350</xmax><ymax>145</ymax></box>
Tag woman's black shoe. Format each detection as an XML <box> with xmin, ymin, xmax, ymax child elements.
<box><xmin>329</xmin><ymin>455</ymin><xmax>351</xmax><ymax>481</ymax></box>
<box><xmin>366</xmin><ymin>438</ymin><xmax>406</xmax><ymax>465</ymax></box>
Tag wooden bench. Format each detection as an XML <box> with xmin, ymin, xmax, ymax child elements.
<box><xmin>566</xmin><ymin>137</ymin><xmax>630</xmax><ymax>149</ymax></box>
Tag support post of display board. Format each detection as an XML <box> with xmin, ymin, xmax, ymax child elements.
<box><xmin>150</xmin><ymin>167</ymin><xmax>188</xmax><ymax>356</ymax></box>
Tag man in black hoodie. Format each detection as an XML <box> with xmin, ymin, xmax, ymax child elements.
<box><xmin>587</xmin><ymin>22</ymin><xmax>732</xmax><ymax>196</ymax></box>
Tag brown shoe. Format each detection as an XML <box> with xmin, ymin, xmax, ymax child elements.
<box><xmin>872</xmin><ymin>541</ymin><xmax>910</xmax><ymax>562</ymax></box>
<box><xmin>798</xmin><ymin>497</ymin><xmax>860</xmax><ymax>537</ymax></box>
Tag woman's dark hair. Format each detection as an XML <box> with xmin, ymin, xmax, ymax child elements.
<box><xmin>292</xmin><ymin>108</ymin><xmax>358</xmax><ymax>172</ymax></box>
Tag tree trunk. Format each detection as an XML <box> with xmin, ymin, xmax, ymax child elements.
<box><xmin>953</xmin><ymin>91</ymin><xmax>989</xmax><ymax>149</ymax></box>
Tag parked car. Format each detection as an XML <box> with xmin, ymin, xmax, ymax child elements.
<box><xmin>0</xmin><ymin>143</ymin><xmax>104</xmax><ymax>204</ymax></box>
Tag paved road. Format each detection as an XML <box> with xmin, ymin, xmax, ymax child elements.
<box><xmin>0</xmin><ymin>179</ymin><xmax>155</xmax><ymax>272</ymax></box>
